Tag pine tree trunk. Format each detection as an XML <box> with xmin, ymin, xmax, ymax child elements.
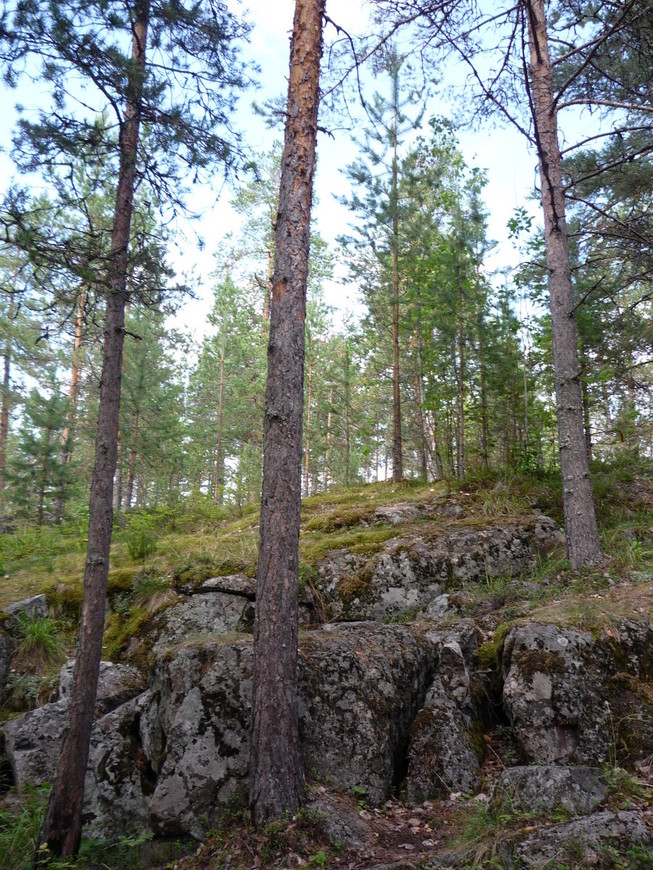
<box><xmin>526</xmin><ymin>0</ymin><xmax>601</xmax><ymax>569</ymax></box>
<box><xmin>0</xmin><ymin>292</ymin><xmax>14</xmax><ymax>493</ymax></box>
<box><xmin>125</xmin><ymin>407</ymin><xmax>140</xmax><ymax>509</ymax></box>
<box><xmin>391</xmin><ymin>79</ymin><xmax>403</xmax><ymax>482</ymax></box>
<box><xmin>324</xmin><ymin>387</ymin><xmax>333</xmax><ymax>488</ymax></box>
<box><xmin>456</xmin><ymin>267</ymin><xmax>465</xmax><ymax>479</ymax></box>
<box><xmin>413</xmin><ymin>319</ymin><xmax>427</xmax><ymax>480</ymax></box>
<box><xmin>249</xmin><ymin>0</ymin><xmax>324</xmax><ymax>826</ymax></box>
<box><xmin>214</xmin><ymin>322</ymin><xmax>226</xmax><ymax>503</ymax></box>
<box><xmin>477</xmin><ymin>302</ymin><xmax>489</xmax><ymax>469</ymax></box>
<box><xmin>304</xmin><ymin>342</ymin><xmax>313</xmax><ymax>497</ymax></box>
<box><xmin>37</xmin><ymin>3</ymin><xmax>149</xmax><ymax>859</ymax></box>
<box><xmin>61</xmin><ymin>289</ymin><xmax>86</xmax><ymax>464</ymax></box>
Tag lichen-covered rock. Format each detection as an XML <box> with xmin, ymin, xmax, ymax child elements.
<box><xmin>3</xmin><ymin>700</ymin><xmax>70</xmax><ymax>787</ymax></box>
<box><xmin>83</xmin><ymin>691</ymin><xmax>156</xmax><ymax>838</ymax></box>
<box><xmin>59</xmin><ymin>660</ymin><xmax>146</xmax><ymax>716</ymax></box>
<box><xmin>318</xmin><ymin>517</ymin><xmax>563</xmax><ymax>621</ymax></box>
<box><xmin>505</xmin><ymin>811</ymin><xmax>653</xmax><ymax>867</ymax></box>
<box><xmin>4</xmin><ymin>659</ymin><xmax>147</xmax><ymax>788</ymax></box>
<box><xmin>306</xmin><ymin>788</ymin><xmax>376</xmax><ymax>850</ymax></box>
<box><xmin>146</xmin><ymin>638</ymin><xmax>253</xmax><ymax>838</ymax></box>
<box><xmin>0</xmin><ymin>629</ymin><xmax>14</xmax><ymax>700</ymax></box>
<box><xmin>502</xmin><ymin>620</ymin><xmax>653</xmax><ymax>766</ymax></box>
<box><xmin>299</xmin><ymin>623</ymin><xmax>437</xmax><ymax>803</ymax></box>
<box><xmin>151</xmin><ymin>592</ymin><xmax>251</xmax><ymax>653</ymax></box>
<box><xmin>404</xmin><ymin>641</ymin><xmax>480</xmax><ymax>801</ymax></box>
<box><xmin>489</xmin><ymin>766</ymin><xmax>608</xmax><ymax>817</ymax></box>
<box><xmin>147</xmin><ymin>623</ymin><xmax>441</xmax><ymax>839</ymax></box>
<box><xmin>2</xmin><ymin>594</ymin><xmax>48</xmax><ymax>633</ymax></box>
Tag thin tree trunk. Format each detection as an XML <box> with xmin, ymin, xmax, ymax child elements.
<box><xmin>125</xmin><ymin>406</ymin><xmax>140</xmax><ymax>509</ymax></box>
<box><xmin>37</xmin><ymin>3</ymin><xmax>149</xmax><ymax>858</ymax></box>
<box><xmin>61</xmin><ymin>289</ymin><xmax>86</xmax><ymax>464</ymax></box>
<box><xmin>477</xmin><ymin>302</ymin><xmax>489</xmax><ymax>469</ymax></box>
<box><xmin>456</xmin><ymin>244</ymin><xmax>465</xmax><ymax>479</ymax></box>
<box><xmin>113</xmin><ymin>437</ymin><xmax>123</xmax><ymax>510</ymax></box>
<box><xmin>345</xmin><ymin>341</ymin><xmax>351</xmax><ymax>486</ymax></box>
<box><xmin>324</xmin><ymin>387</ymin><xmax>333</xmax><ymax>488</ymax></box>
<box><xmin>526</xmin><ymin>0</ymin><xmax>601</xmax><ymax>568</ymax></box>
<box><xmin>37</xmin><ymin>426</ymin><xmax>52</xmax><ymax>527</ymax></box>
<box><xmin>413</xmin><ymin>320</ymin><xmax>427</xmax><ymax>480</ymax></box>
<box><xmin>214</xmin><ymin>320</ymin><xmax>226</xmax><ymax>503</ymax></box>
<box><xmin>391</xmin><ymin>74</ymin><xmax>403</xmax><ymax>482</ymax></box>
<box><xmin>304</xmin><ymin>338</ymin><xmax>313</xmax><ymax>497</ymax></box>
<box><xmin>0</xmin><ymin>291</ymin><xmax>15</xmax><ymax>493</ymax></box>
<box><xmin>249</xmin><ymin>0</ymin><xmax>324</xmax><ymax>826</ymax></box>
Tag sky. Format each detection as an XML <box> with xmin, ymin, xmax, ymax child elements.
<box><xmin>171</xmin><ymin>0</ymin><xmax>542</xmax><ymax>340</ymax></box>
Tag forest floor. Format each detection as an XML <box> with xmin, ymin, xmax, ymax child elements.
<box><xmin>0</xmin><ymin>464</ymin><xmax>652</xmax><ymax>868</ymax></box>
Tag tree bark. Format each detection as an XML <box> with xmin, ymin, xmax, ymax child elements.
<box><xmin>391</xmin><ymin>69</ymin><xmax>403</xmax><ymax>482</ymax></box>
<box><xmin>456</xmin><ymin>246</ymin><xmax>465</xmax><ymax>479</ymax></box>
<box><xmin>0</xmin><ymin>291</ymin><xmax>15</xmax><ymax>493</ymax></box>
<box><xmin>214</xmin><ymin>319</ymin><xmax>226</xmax><ymax>503</ymax></box>
<box><xmin>61</xmin><ymin>289</ymin><xmax>86</xmax><ymax>465</ymax></box>
<box><xmin>324</xmin><ymin>387</ymin><xmax>333</xmax><ymax>488</ymax></box>
<box><xmin>249</xmin><ymin>0</ymin><xmax>324</xmax><ymax>826</ymax></box>
<box><xmin>525</xmin><ymin>0</ymin><xmax>601</xmax><ymax>568</ymax></box>
<box><xmin>36</xmin><ymin>2</ymin><xmax>149</xmax><ymax>859</ymax></box>
<box><xmin>304</xmin><ymin>336</ymin><xmax>313</xmax><ymax>496</ymax></box>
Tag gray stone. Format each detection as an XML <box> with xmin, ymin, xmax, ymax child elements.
<box><xmin>424</xmin><ymin>594</ymin><xmax>452</xmax><ymax>621</ymax></box>
<box><xmin>4</xmin><ymin>659</ymin><xmax>146</xmax><ymax>789</ymax></box>
<box><xmin>404</xmin><ymin>641</ymin><xmax>480</xmax><ymax>801</ymax></box>
<box><xmin>506</xmin><ymin>811</ymin><xmax>653</xmax><ymax>867</ymax></box>
<box><xmin>3</xmin><ymin>700</ymin><xmax>70</xmax><ymax>787</ymax></box>
<box><xmin>317</xmin><ymin>517</ymin><xmax>562</xmax><ymax>622</ymax></box>
<box><xmin>502</xmin><ymin>621</ymin><xmax>653</xmax><ymax>766</ymax></box>
<box><xmin>374</xmin><ymin>503</ymin><xmax>421</xmax><ymax>525</ymax></box>
<box><xmin>3</xmin><ymin>594</ymin><xmax>48</xmax><ymax>633</ymax></box>
<box><xmin>83</xmin><ymin>691</ymin><xmax>155</xmax><ymax>838</ymax></box>
<box><xmin>147</xmin><ymin>622</ymin><xmax>440</xmax><ymax>839</ymax></box>
<box><xmin>197</xmin><ymin>573</ymin><xmax>255</xmax><ymax>596</ymax></box>
<box><xmin>299</xmin><ymin>623</ymin><xmax>437</xmax><ymax>804</ymax></box>
<box><xmin>0</xmin><ymin>629</ymin><xmax>14</xmax><ymax>700</ymax></box>
<box><xmin>151</xmin><ymin>591</ymin><xmax>251</xmax><ymax>653</ymax></box>
<box><xmin>306</xmin><ymin>789</ymin><xmax>376</xmax><ymax>850</ymax></box>
<box><xmin>489</xmin><ymin>766</ymin><xmax>608</xmax><ymax>816</ymax></box>
<box><xmin>59</xmin><ymin>659</ymin><xmax>146</xmax><ymax>716</ymax></box>
<box><xmin>147</xmin><ymin>638</ymin><xmax>253</xmax><ymax>838</ymax></box>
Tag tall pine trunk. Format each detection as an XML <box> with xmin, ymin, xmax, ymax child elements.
<box><xmin>391</xmin><ymin>72</ymin><xmax>403</xmax><ymax>482</ymax></box>
<box><xmin>304</xmin><ymin>336</ymin><xmax>313</xmax><ymax>497</ymax></box>
<box><xmin>61</xmin><ymin>289</ymin><xmax>86</xmax><ymax>465</ymax></box>
<box><xmin>249</xmin><ymin>0</ymin><xmax>324</xmax><ymax>826</ymax></box>
<box><xmin>0</xmin><ymin>291</ymin><xmax>14</xmax><ymax>493</ymax></box>
<box><xmin>214</xmin><ymin>318</ymin><xmax>226</xmax><ymax>503</ymax></box>
<box><xmin>36</xmin><ymin>2</ymin><xmax>149</xmax><ymax>858</ymax></box>
<box><xmin>526</xmin><ymin>0</ymin><xmax>601</xmax><ymax>568</ymax></box>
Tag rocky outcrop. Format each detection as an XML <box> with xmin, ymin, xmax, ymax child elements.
<box><xmin>489</xmin><ymin>765</ymin><xmax>608</xmax><ymax>816</ymax></box>
<box><xmin>1</xmin><ymin>594</ymin><xmax>48</xmax><ymax>633</ymax></box>
<box><xmin>0</xmin><ymin>500</ymin><xmax>650</xmax><ymax>865</ymax></box>
<box><xmin>4</xmin><ymin>660</ymin><xmax>146</xmax><ymax>789</ymax></box>
<box><xmin>505</xmin><ymin>811</ymin><xmax>653</xmax><ymax>868</ymax></box>
<box><xmin>404</xmin><ymin>640</ymin><xmax>481</xmax><ymax>801</ymax></box>
<box><xmin>317</xmin><ymin>516</ymin><xmax>563</xmax><ymax>621</ymax></box>
<box><xmin>502</xmin><ymin>620</ymin><xmax>653</xmax><ymax>766</ymax></box>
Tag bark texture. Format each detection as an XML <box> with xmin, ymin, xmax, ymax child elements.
<box><xmin>525</xmin><ymin>0</ymin><xmax>602</xmax><ymax>569</ymax></box>
<box><xmin>0</xmin><ymin>290</ymin><xmax>14</xmax><ymax>493</ymax></box>
<box><xmin>249</xmin><ymin>0</ymin><xmax>325</xmax><ymax>826</ymax></box>
<box><xmin>37</xmin><ymin>2</ymin><xmax>149</xmax><ymax>859</ymax></box>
